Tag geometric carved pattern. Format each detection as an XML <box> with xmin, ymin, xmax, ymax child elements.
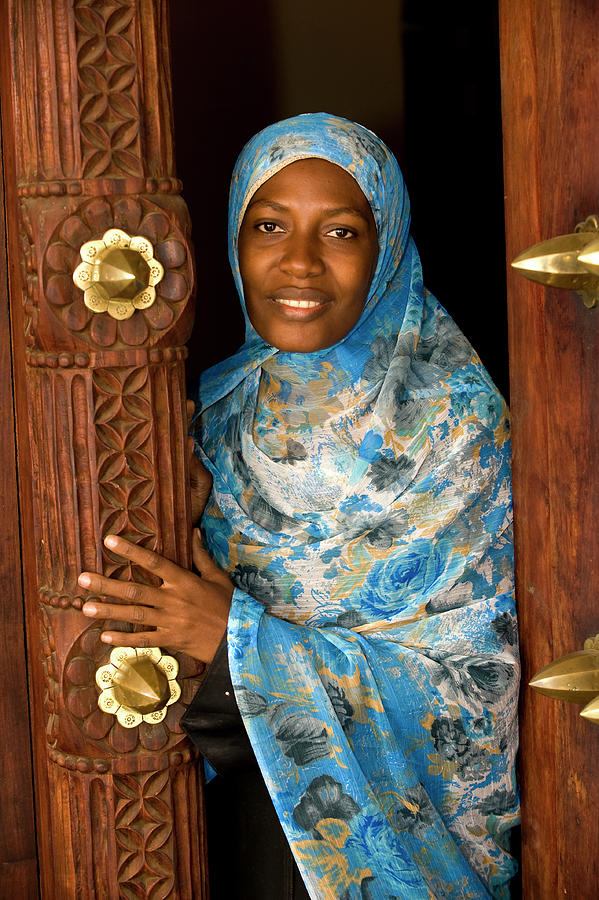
<box><xmin>114</xmin><ymin>769</ymin><xmax>175</xmax><ymax>900</ymax></box>
<box><xmin>43</xmin><ymin>196</ymin><xmax>191</xmax><ymax>349</ymax></box>
<box><xmin>75</xmin><ymin>0</ymin><xmax>143</xmax><ymax>178</ymax></box>
<box><xmin>93</xmin><ymin>366</ymin><xmax>158</xmax><ymax>584</ymax></box>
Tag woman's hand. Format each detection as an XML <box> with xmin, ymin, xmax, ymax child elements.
<box><xmin>186</xmin><ymin>400</ymin><xmax>213</xmax><ymax>525</ymax></box>
<box><xmin>78</xmin><ymin>531</ymin><xmax>233</xmax><ymax>663</ymax></box>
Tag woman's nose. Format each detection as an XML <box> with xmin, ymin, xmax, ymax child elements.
<box><xmin>279</xmin><ymin>232</ymin><xmax>325</xmax><ymax>278</ymax></box>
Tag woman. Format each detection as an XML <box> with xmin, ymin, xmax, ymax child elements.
<box><xmin>80</xmin><ymin>114</ymin><xmax>520</xmax><ymax>899</ymax></box>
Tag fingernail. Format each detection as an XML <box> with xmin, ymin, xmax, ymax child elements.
<box><xmin>104</xmin><ymin>535</ymin><xmax>118</xmax><ymax>548</ymax></box>
<box><xmin>82</xmin><ymin>603</ymin><xmax>97</xmax><ymax>616</ymax></box>
<box><xmin>78</xmin><ymin>573</ymin><xmax>91</xmax><ymax>587</ymax></box>
<box><xmin>100</xmin><ymin>633</ymin><xmax>113</xmax><ymax>643</ymax></box>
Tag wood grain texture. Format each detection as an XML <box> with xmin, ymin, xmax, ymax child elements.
<box><xmin>0</xmin><ymin>8</ymin><xmax>55</xmax><ymax>894</ymax></box>
<box><xmin>0</xmin><ymin>0</ymin><xmax>208</xmax><ymax>896</ymax></box>
<box><xmin>0</xmin><ymin>96</ymin><xmax>39</xmax><ymax>900</ymax></box>
<box><xmin>499</xmin><ymin>1</ymin><xmax>599</xmax><ymax>895</ymax></box>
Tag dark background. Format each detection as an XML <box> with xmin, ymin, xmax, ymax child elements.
<box><xmin>170</xmin><ymin>0</ymin><xmax>508</xmax><ymax>399</ymax></box>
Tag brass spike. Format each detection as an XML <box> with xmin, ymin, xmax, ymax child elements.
<box><xmin>511</xmin><ymin>232</ymin><xmax>599</xmax><ymax>290</ymax></box>
<box><xmin>577</xmin><ymin>238</ymin><xmax>599</xmax><ymax>275</ymax></box>
<box><xmin>97</xmin><ymin>248</ymin><xmax>151</xmax><ymax>300</ymax></box>
<box><xmin>112</xmin><ymin>655</ymin><xmax>171</xmax><ymax>714</ymax></box>
<box><xmin>580</xmin><ymin>695</ymin><xmax>599</xmax><ymax>724</ymax></box>
<box><xmin>529</xmin><ymin>649</ymin><xmax>599</xmax><ymax>704</ymax></box>
<box><xmin>73</xmin><ymin>228</ymin><xmax>164</xmax><ymax>320</ymax></box>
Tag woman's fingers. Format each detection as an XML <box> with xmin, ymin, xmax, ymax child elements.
<box><xmin>98</xmin><ymin>629</ymin><xmax>160</xmax><ymax>648</ymax></box>
<box><xmin>186</xmin><ymin>398</ymin><xmax>195</xmax><ymax>426</ymax></box>
<box><xmin>76</xmin><ymin>529</ymin><xmax>232</xmax><ymax>662</ymax></box>
<box><xmin>78</xmin><ymin>568</ymin><xmax>161</xmax><ymax>605</ymax></box>
<box><xmin>192</xmin><ymin>529</ymin><xmax>231</xmax><ymax>585</ymax></box>
<box><xmin>189</xmin><ymin>455</ymin><xmax>212</xmax><ymax>523</ymax></box>
<box><xmin>81</xmin><ymin>597</ymin><xmax>161</xmax><ymax>625</ymax></box>
<box><xmin>102</xmin><ymin>534</ymin><xmax>183</xmax><ymax>582</ymax></box>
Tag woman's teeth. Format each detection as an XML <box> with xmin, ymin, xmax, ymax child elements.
<box><xmin>274</xmin><ymin>298</ymin><xmax>321</xmax><ymax>308</ymax></box>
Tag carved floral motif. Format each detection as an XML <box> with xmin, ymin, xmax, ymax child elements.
<box><xmin>75</xmin><ymin>0</ymin><xmax>142</xmax><ymax>179</ymax></box>
<box><xmin>43</xmin><ymin>195</ymin><xmax>191</xmax><ymax>348</ymax></box>
<box><xmin>92</xmin><ymin>366</ymin><xmax>158</xmax><ymax>581</ymax></box>
<box><xmin>54</xmin><ymin>365</ymin><xmax>203</xmax><ymax>753</ymax></box>
<box><xmin>63</xmin><ymin>622</ymin><xmax>115</xmax><ymax>746</ymax></box>
<box><xmin>114</xmin><ymin>768</ymin><xmax>175</xmax><ymax>900</ymax></box>
<box><xmin>62</xmin><ymin>621</ymin><xmax>198</xmax><ymax>754</ymax></box>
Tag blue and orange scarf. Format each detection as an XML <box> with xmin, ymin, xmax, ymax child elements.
<box><xmin>193</xmin><ymin>114</ymin><xmax>519</xmax><ymax>899</ymax></box>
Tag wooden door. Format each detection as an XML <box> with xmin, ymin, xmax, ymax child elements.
<box><xmin>0</xmin><ymin>1</ymin><xmax>208</xmax><ymax>896</ymax></box>
<box><xmin>3</xmin><ymin>2</ymin><xmax>599</xmax><ymax>897</ymax></box>
<box><xmin>500</xmin><ymin>1</ymin><xmax>599</xmax><ymax>896</ymax></box>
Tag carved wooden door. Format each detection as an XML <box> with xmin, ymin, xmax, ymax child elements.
<box><xmin>500</xmin><ymin>1</ymin><xmax>599</xmax><ymax>896</ymax></box>
<box><xmin>0</xmin><ymin>1</ymin><xmax>208</xmax><ymax>897</ymax></box>
<box><xmin>5</xmin><ymin>2</ymin><xmax>599</xmax><ymax>898</ymax></box>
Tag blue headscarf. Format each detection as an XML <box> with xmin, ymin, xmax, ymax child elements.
<box><xmin>193</xmin><ymin>114</ymin><xmax>519</xmax><ymax>899</ymax></box>
<box><xmin>199</xmin><ymin>112</ymin><xmax>410</xmax><ymax>407</ymax></box>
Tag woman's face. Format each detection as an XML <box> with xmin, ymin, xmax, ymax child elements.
<box><xmin>238</xmin><ymin>158</ymin><xmax>378</xmax><ymax>352</ymax></box>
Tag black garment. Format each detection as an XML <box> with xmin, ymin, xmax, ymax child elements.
<box><xmin>182</xmin><ymin>641</ymin><xmax>311</xmax><ymax>900</ymax></box>
<box><xmin>182</xmin><ymin>638</ymin><xmax>255</xmax><ymax>776</ymax></box>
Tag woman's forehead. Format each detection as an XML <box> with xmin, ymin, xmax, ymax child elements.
<box><xmin>247</xmin><ymin>158</ymin><xmax>373</xmax><ymax>215</ymax></box>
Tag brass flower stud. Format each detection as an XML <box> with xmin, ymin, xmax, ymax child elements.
<box><xmin>73</xmin><ymin>228</ymin><xmax>164</xmax><ymax>320</ymax></box>
<box><xmin>95</xmin><ymin>646</ymin><xmax>181</xmax><ymax>728</ymax></box>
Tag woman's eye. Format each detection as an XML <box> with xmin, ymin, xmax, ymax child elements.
<box><xmin>327</xmin><ymin>227</ymin><xmax>355</xmax><ymax>239</ymax></box>
<box><xmin>257</xmin><ymin>222</ymin><xmax>282</xmax><ymax>233</ymax></box>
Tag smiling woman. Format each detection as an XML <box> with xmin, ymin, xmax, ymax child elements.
<box><xmin>188</xmin><ymin>114</ymin><xmax>518</xmax><ymax>899</ymax></box>
<box><xmin>238</xmin><ymin>159</ymin><xmax>378</xmax><ymax>352</ymax></box>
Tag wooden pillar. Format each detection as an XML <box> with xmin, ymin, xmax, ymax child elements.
<box><xmin>0</xmin><ymin>1</ymin><xmax>208</xmax><ymax>896</ymax></box>
<box><xmin>499</xmin><ymin>1</ymin><xmax>599</xmax><ymax>896</ymax></box>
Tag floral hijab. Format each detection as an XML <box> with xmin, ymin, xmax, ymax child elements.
<box><xmin>193</xmin><ymin>114</ymin><xmax>519</xmax><ymax>899</ymax></box>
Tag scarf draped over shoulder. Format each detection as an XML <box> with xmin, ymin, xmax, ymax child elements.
<box><xmin>192</xmin><ymin>113</ymin><xmax>519</xmax><ymax>900</ymax></box>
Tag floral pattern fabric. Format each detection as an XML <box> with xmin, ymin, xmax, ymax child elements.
<box><xmin>192</xmin><ymin>114</ymin><xmax>519</xmax><ymax>899</ymax></box>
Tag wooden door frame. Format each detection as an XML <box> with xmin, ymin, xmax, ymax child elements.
<box><xmin>0</xmin><ymin>97</ymin><xmax>40</xmax><ymax>898</ymax></box>
<box><xmin>500</xmin><ymin>1</ymin><xmax>599</xmax><ymax>896</ymax></box>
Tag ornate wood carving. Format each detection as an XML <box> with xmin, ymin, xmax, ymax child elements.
<box><xmin>1</xmin><ymin>0</ymin><xmax>207</xmax><ymax>896</ymax></box>
<box><xmin>75</xmin><ymin>1</ymin><xmax>144</xmax><ymax>180</ymax></box>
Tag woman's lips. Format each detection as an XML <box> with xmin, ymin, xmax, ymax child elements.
<box><xmin>274</xmin><ymin>297</ymin><xmax>322</xmax><ymax>309</ymax></box>
<box><xmin>267</xmin><ymin>287</ymin><xmax>330</xmax><ymax>315</ymax></box>
<box><xmin>269</xmin><ymin>296</ymin><xmax>331</xmax><ymax>323</ymax></box>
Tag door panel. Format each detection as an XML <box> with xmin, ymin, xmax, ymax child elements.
<box><xmin>0</xmin><ymin>1</ymin><xmax>208</xmax><ymax>896</ymax></box>
<box><xmin>499</xmin><ymin>1</ymin><xmax>599</xmax><ymax>895</ymax></box>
